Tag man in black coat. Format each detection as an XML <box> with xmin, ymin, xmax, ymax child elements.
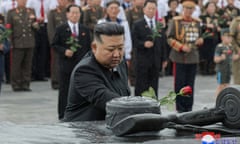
<box><xmin>63</xmin><ymin>22</ymin><xmax>130</xmax><ymax>122</ymax></box>
<box><xmin>52</xmin><ymin>4</ymin><xmax>91</xmax><ymax>120</ymax></box>
<box><xmin>132</xmin><ymin>0</ymin><xmax>167</xmax><ymax>97</ymax></box>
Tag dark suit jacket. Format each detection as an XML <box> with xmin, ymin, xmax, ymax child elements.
<box><xmin>52</xmin><ymin>22</ymin><xmax>91</xmax><ymax>74</ymax></box>
<box><xmin>132</xmin><ymin>18</ymin><xmax>166</xmax><ymax>70</ymax></box>
<box><xmin>63</xmin><ymin>53</ymin><xmax>130</xmax><ymax>122</ymax></box>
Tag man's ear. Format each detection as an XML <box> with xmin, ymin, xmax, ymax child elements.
<box><xmin>91</xmin><ymin>41</ymin><xmax>97</xmax><ymax>54</ymax></box>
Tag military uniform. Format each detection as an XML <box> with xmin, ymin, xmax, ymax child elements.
<box><xmin>47</xmin><ymin>6</ymin><xmax>67</xmax><ymax>89</ymax></box>
<box><xmin>230</xmin><ymin>16</ymin><xmax>240</xmax><ymax>84</ymax></box>
<box><xmin>218</xmin><ymin>5</ymin><xmax>240</xmax><ymax>28</ymax></box>
<box><xmin>215</xmin><ymin>43</ymin><xmax>233</xmax><ymax>84</ymax></box>
<box><xmin>167</xmin><ymin>13</ymin><xmax>202</xmax><ymax>112</ymax></box>
<box><xmin>7</xmin><ymin>7</ymin><xmax>38</xmax><ymax>91</ymax></box>
<box><xmin>199</xmin><ymin>13</ymin><xmax>220</xmax><ymax>75</ymax></box>
<box><xmin>125</xmin><ymin>6</ymin><xmax>144</xmax><ymax>86</ymax></box>
<box><xmin>83</xmin><ymin>5</ymin><xmax>104</xmax><ymax>32</ymax></box>
<box><xmin>126</xmin><ymin>6</ymin><xmax>143</xmax><ymax>29</ymax></box>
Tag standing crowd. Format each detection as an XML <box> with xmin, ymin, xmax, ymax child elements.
<box><xmin>1</xmin><ymin>0</ymin><xmax>240</xmax><ymax>120</ymax></box>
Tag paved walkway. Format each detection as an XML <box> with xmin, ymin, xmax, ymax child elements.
<box><xmin>0</xmin><ymin>75</ymin><xmax>218</xmax><ymax>124</ymax></box>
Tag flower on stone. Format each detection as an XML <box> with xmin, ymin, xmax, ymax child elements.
<box><xmin>66</xmin><ymin>33</ymin><xmax>81</xmax><ymax>52</ymax></box>
<box><xmin>141</xmin><ymin>86</ymin><xmax>192</xmax><ymax>110</ymax></box>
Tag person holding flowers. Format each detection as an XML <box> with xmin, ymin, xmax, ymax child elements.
<box><xmin>132</xmin><ymin>0</ymin><xmax>167</xmax><ymax>98</ymax></box>
<box><xmin>0</xmin><ymin>15</ymin><xmax>10</xmax><ymax>95</ymax></box>
<box><xmin>214</xmin><ymin>28</ymin><xmax>235</xmax><ymax>96</ymax></box>
<box><xmin>52</xmin><ymin>4</ymin><xmax>91</xmax><ymax>120</ymax></box>
<box><xmin>166</xmin><ymin>0</ymin><xmax>203</xmax><ymax>113</ymax></box>
<box><xmin>199</xmin><ymin>2</ymin><xmax>220</xmax><ymax>75</ymax></box>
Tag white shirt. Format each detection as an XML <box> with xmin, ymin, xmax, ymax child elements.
<box><xmin>144</xmin><ymin>15</ymin><xmax>156</xmax><ymax>29</ymax></box>
<box><xmin>68</xmin><ymin>21</ymin><xmax>79</xmax><ymax>35</ymax></box>
<box><xmin>26</xmin><ymin>0</ymin><xmax>52</xmax><ymax>23</ymax></box>
<box><xmin>98</xmin><ymin>18</ymin><xmax>132</xmax><ymax>60</ymax></box>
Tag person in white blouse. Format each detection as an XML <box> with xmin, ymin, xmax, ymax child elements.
<box><xmin>98</xmin><ymin>0</ymin><xmax>132</xmax><ymax>62</ymax></box>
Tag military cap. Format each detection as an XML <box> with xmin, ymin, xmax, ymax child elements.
<box><xmin>221</xmin><ymin>28</ymin><xmax>231</xmax><ymax>36</ymax></box>
<box><xmin>181</xmin><ymin>0</ymin><xmax>197</xmax><ymax>8</ymax></box>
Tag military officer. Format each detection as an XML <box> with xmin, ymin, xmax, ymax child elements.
<box><xmin>218</xmin><ymin>0</ymin><xmax>240</xmax><ymax>28</ymax></box>
<box><xmin>230</xmin><ymin>16</ymin><xmax>240</xmax><ymax>85</ymax></box>
<box><xmin>167</xmin><ymin>0</ymin><xmax>203</xmax><ymax>113</ymax></box>
<box><xmin>47</xmin><ymin>0</ymin><xmax>72</xmax><ymax>90</ymax></box>
<box><xmin>125</xmin><ymin>0</ymin><xmax>144</xmax><ymax>86</ymax></box>
<box><xmin>7</xmin><ymin>0</ymin><xmax>39</xmax><ymax>91</ymax></box>
<box><xmin>83</xmin><ymin>0</ymin><xmax>104</xmax><ymax>32</ymax></box>
<box><xmin>126</xmin><ymin>0</ymin><xmax>144</xmax><ymax>29</ymax></box>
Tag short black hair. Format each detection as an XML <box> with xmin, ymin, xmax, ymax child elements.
<box><xmin>144</xmin><ymin>0</ymin><xmax>157</xmax><ymax>8</ymax></box>
<box><xmin>168</xmin><ymin>0</ymin><xmax>179</xmax><ymax>6</ymax></box>
<box><xmin>106</xmin><ymin>0</ymin><xmax>120</xmax><ymax>8</ymax></box>
<box><xmin>66</xmin><ymin>4</ymin><xmax>81</xmax><ymax>13</ymax></box>
<box><xmin>204</xmin><ymin>2</ymin><xmax>217</xmax><ymax>9</ymax></box>
<box><xmin>94</xmin><ymin>22</ymin><xmax>124</xmax><ymax>43</ymax></box>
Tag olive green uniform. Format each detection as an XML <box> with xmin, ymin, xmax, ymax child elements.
<box><xmin>47</xmin><ymin>6</ymin><xmax>67</xmax><ymax>89</ymax></box>
<box><xmin>230</xmin><ymin>16</ymin><xmax>240</xmax><ymax>84</ymax></box>
<box><xmin>125</xmin><ymin>6</ymin><xmax>143</xmax><ymax>86</ymax></box>
<box><xmin>83</xmin><ymin>5</ymin><xmax>104</xmax><ymax>32</ymax></box>
<box><xmin>7</xmin><ymin>7</ymin><xmax>37</xmax><ymax>91</ymax></box>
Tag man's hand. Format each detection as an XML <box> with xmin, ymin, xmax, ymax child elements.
<box><xmin>232</xmin><ymin>54</ymin><xmax>240</xmax><ymax>61</ymax></box>
<box><xmin>162</xmin><ymin>61</ymin><xmax>168</xmax><ymax>69</ymax></box>
<box><xmin>144</xmin><ymin>41</ymin><xmax>154</xmax><ymax>48</ymax></box>
<box><xmin>182</xmin><ymin>45</ymin><xmax>191</xmax><ymax>53</ymax></box>
<box><xmin>195</xmin><ymin>38</ymin><xmax>204</xmax><ymax>46</ymax></box>
<box><xmin>0</xmin><ymin>43</ymin><xmax>3</xmax><ymax>51</ymax></box>
<box><xmin>65</xmin><ymin>49</ymin><xmax>74</xmax><ymax>57</ymax></box>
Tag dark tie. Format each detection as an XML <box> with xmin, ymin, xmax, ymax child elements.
<box><xmin>73</xmin><ymin>25</ymin><xmax>77</xmax><ymax>35</ymax></box>
<box><xmin>150</xmin><ymin>20</ymin><xmax>153</xmax><ymax>29</ymax></box>
<box><xmin>40</xmin><ymin>0</ymin><xmax>44</xmax><ymax>18</ymax></box>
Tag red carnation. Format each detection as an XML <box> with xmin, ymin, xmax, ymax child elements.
<box><xmin>5</xmin><ymin>23</ymin><xmax>11</xmax><ymax>29</ymax></box>
<box><xmin>179</xmin><ymin>86</ymin><xmax>192</xmax><ymax>96</ymax></box>
<box><xmin>227</xmin><ymin>49</ymin><xmax>232</xmax><ymax>55</ymax></box>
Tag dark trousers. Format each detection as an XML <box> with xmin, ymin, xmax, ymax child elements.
<box><xmin>11</xmin><ymin>48</ymin><xmax>33</xmax><ymax>90</ymax></box>
<box><xmin>32</xmin><ymin>24</ymin><xmax>50</xmax><ymax>80</ymax></box>
<box><xmin>173</xmin><ymin>63</ymin><xmax>197</xmax><ymax>113</ymax></box>
<box><xmin>135</xmin><ymin>64</ymin><xmax>159</xmax><ymax>97</ymax></box>
<box><xmin>4</xmin><ymin>51</ymin><xmax>10</xmax><ymax>83</ymax></box>
<box><xmin>58</xmin><ymin>69</ymin><xmax>71</xmax><ymax>120</ymax></box>
<box><xmin>51</xmin><ymin>49</ymin><xmax>59</xmax><ymax>89</ymax></box>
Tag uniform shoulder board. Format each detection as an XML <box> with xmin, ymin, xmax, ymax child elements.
<box><xmin>173</xmin><ymin>16</ymin><xmax>183</xmax><ymax>21</ymax></box>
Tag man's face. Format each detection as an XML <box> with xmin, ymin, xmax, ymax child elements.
<box><xmin>106</xmin><ymin>3</ymin><xmax>120</xmax><ymax>19</ymax></box>
<box><xmin>66</xmin><ymin>6</ymin><xmax>81</xmax><ymax>23</ymax></box>
<box><xmin>17</xmin><ymin>0</ymin><xmax>27</xmax><ymax>7</ymax></box>
<box><xmin>58</xmin><ymin>0</ymin><xmax>68</xmax><ymax>7</ymax></box>
<box><xmin>134</xmin><ymin>0</ymin><xmax>145</xmax><ymax>7</ymax></box>
<box><xmin>92</xmin><ymin>35</ymin><xmax>124</xmax><ymax>69</ymax></box>
<box><xmin>183</xmin><ymin>6</ymin><xmax>195</xmax><ymax>17</ymax></box>
<box><xmin>143</xmin><ymin>2</ymin><xmax>157</xmax><ymax>19</ymax></box>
